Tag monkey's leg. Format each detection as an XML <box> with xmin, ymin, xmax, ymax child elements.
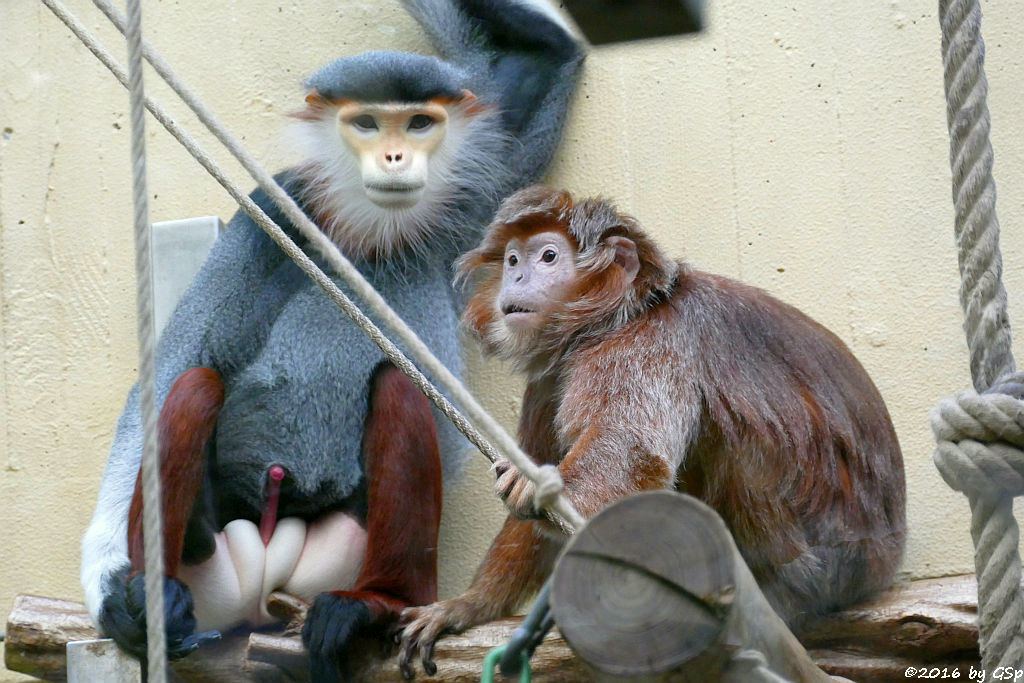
<box><xmin>100</xmin><ymin>367</ymin><xmax>224</xmax><ymax>660</ymax></box>
<box><xmin>398</xmin><ymin>516</ymin><xmax>562</xmax><ymax>677</ymax></box>
<box><xmin>128</xmin><ymin>367</ymin><xmax>224</xmax><ymax>574</ymax></box>
<box><xmin>303</xmin><ymin>363</ymin><xmax>442</xmax><ymax>682</ymax></box>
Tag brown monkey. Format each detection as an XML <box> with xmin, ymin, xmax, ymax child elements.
<box><xmin>398</xmin><ymin>185</ymin><xmax>906</xmax><ymax>674</ymax></box>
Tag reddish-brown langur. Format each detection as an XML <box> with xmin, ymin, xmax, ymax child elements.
<box><xmin>398</xmin><ymin>185</ymin><xmax>906</xmax><ymax>675</ymax></box>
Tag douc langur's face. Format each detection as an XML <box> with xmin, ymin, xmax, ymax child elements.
<box><xmin>337</xmin><ymin>101</ymin><xmax>449</xmax><ymax>209</ymax></box>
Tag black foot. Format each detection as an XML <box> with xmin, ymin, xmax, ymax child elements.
<box><xmin>97</xmin><ymin>568</ymin><xmax>220</xmax><ymax>660</ymax></box>
<box><xmin>302</xmin><ymin>593</ymin><xmax>373</xmax><ymax>683</ymax></box>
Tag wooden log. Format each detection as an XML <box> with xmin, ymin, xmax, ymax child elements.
<box><xmin>4</xmin><ymin>595</ymin><xmax>99</xmax><ymax>681</ymax></box>
<box><xmin>550</xmin><ymin>491</ymin><xmax>834</xmax><ymax>681</ymax></box>
<box><xmin>4</xmin><ymin>570</ymin><xmax>985</xmax><ymax>681</ymax></box>
<box><xmin>799</xmin><ymin>574</ymin><xmax>981</xmax><ymax>682</ymax></box>
<box><xmin>3</xmin><ymin>595</ymin><xmax>588</xmax><ymax>681</ymax></box>
<box><xmin>65</xmin><ymin>640</ymin><xmax>139</xmax><ymax>683</ymax></box>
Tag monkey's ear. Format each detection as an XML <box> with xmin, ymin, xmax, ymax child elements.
<box><xmin>458</xmin><ymin>89</ymin><xmax>488</xmax><ymax>116</ymax></box>
<box><xmin>291</xmin><ymin>90</ymin><xmax>331</xmax><ymax>121</ymax></box>
<box><xmin>304</xmin><ymin>90</ymin><xmax>327</xmax><ymax>107</ymax></box>
<box><xmin>607</xmin><ymin>235</ymin><xmax>639</xmax><ymax>282</ymax></box>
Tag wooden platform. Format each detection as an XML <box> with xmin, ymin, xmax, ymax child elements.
<box><xmin>4</xmin><ymin>574</ymin><xmax>982</xmax><ymax>682</ymax></box>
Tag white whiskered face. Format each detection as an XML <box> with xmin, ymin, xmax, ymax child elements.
<box><xmin>336</xmin><ymin>101</ymin><xmax>449</xmax><ymax>209</ymax></box>
<box><xmin>498</xmin><ymin>231</ymin><xmax>577</xmax><ymax>333</ymax></box>
<box><xmin>286</xmin><ymin>91</ymin><xmax>501</xmax><ymax>261</ymax></box>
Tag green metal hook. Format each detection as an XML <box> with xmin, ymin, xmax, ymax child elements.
<box><xmin>481</xmin><ymin>645</ymin><xmax>531</xmax><ymax>683</ymax></box>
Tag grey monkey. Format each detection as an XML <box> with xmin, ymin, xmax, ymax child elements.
<box><xmin>80</xmin><ymin>1</ymin><xmax>583</xmax><ymax>679</ymax></box>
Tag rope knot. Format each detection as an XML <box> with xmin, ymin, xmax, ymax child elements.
<box><xmin>532</xmin><ymin>464</ymin><xmax>565</xmax><ymax>514</ymax></box>
<box><xmin>932</xmin><ymin>371</ymin><xmax>1024</xmax><ymax>499</ymax></box>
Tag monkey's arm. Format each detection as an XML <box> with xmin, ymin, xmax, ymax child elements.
<box><xmin>81</xmin><ymin>179</ymin><xmax>300</xmax><ymax>628</ymax></box>
<box><xmin>401</xmin><ymin>0</ymin><xmax>584</xmax><ymax>186</ymax></box>
<box><xmin>397</xmin><ymin>516</ymin><xmax>561</xmax><ymax>677</ymax></box>
<box><xmin>397</xmin><ymin>377</ymin><xmax>571</xmax><ymax>675</ymax></box>
<box><xmin>497</xmin><ymin>422</ymin><xmax>677</xmax><ymax>527</ymax></box>
<box><xmin>500</xmin><ymin>350</ymin><xmax>693</xmax><ymax>524</ymax></box>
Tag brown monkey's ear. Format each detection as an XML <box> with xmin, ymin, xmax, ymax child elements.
<box><xmin>607</xmin><ymin>235</ymin><xmax>639</xmax><ymax>282</ymax></box>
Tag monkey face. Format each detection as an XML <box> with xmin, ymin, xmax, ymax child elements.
<box><xmin>336</xmin><ymin>101</ymin><xmax>450</xmax><ymax>209</ymax></box>
<box><xmin>498</xmin><ymin>230</ymin><xmax>577</xmax><ymax>332</ymax></box>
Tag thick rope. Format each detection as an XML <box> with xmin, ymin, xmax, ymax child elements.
<box><xmin>932</xmin><ymin>375</ymin><xmax>1024</xmax><ymax>668</ymax></box>
<box><xmin>936</xmin><ymin>0</ymin><xmax>1023</xmax><ymax>670</ymax></box>
<box><xmin>939</xmin><ymin>0</ymin><xmax>1014</xmax><ymax>390</ymax></box>
<box><xmin>41</xmin><ymin>0</ymin><xmax>584</xmax><ymax>534</ymax></box>
<box><xmin>122</xmin><ymin>0</ymin><xmax>167</xmax><ymax>679</ymax></box>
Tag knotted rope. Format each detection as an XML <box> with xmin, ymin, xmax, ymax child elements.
<box><xmin>932</xmin><ymin>376</ymin><xmax>1024</xmax><ymax>668</ymax></box>
<box><xmin>934</xmin><ymin>0</ymin><xmax>1023</xmax><ymax>670</ymax></box>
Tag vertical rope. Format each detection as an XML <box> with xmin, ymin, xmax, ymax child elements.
<box><xmin>124</xmin><ymin>0</ymin><xmax>168</xmax><ymax>679</ymax></box>
<box><xmin>938</xmin><ymin>0</ymin><xmax>1024</xmax><ymax>670</ymax></box>
<box><xmin>939</xmin><ymin>0</ymin><xmax>1014</xmax><ymax>391</ymax></box>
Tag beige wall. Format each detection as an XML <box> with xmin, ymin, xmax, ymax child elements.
<box><xmin>2</xmin><ymin>0</ymin><xmax>1023</xmax><ymax>679</ymax></box>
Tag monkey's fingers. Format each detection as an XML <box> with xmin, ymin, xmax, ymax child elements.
<box><xmin>494</xmin><ymin>466</ymin><xmax>523</xmax><ymax>501</ymax></box>
<box><xmin>421</xmin><ymin>636</ymin><xmax>438</xmax><ymax>676</ymax></box>
<box><xmin>492</xmin><ymin>458</ymin><xmax>513</xmax><ymax>477</ymax></box>
<box><xmin>396</xmin><ymin>610</ymin><xmax>427</xmax><ymax>677</ymax></box>
<box><xmin>397</xmin><ymin>604</ymin><xmax>426</xmax><ymax>629</ymax></box>
<box><xmin>396</xmin><ymin>606</ymin><xmax>449</xmax><ymax>678</ymax></box>
<box><xmin>502</xmin><ymin>474</ymin><xmax>540</xmax><ymax>519</ymax></box>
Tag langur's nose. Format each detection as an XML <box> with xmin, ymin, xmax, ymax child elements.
<box><xmin>381</xmin><ymin>150</ymin><xmax>409</xmax><ymax>170</ymax></box>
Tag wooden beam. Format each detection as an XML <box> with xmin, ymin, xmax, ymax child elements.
<box><xmin>5</xmin><ymin>574</ymin><xmax>983</xmax><ymax>681</ymax></box>
<box><xmin>65</xmin><ymin>640</ymin><xmax>139</xmax><ymax>683</ymax></box>
<box><xmin>549</xmin><ymin>492</ymin><xmax>833</xmax><ymax>681</ymax></box>
<box><xmin>799</xmin><ymin>574</ymin><xmax>981</xmax><ymax>682</ymax></box>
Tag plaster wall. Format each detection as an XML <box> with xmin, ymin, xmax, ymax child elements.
<box><xmin>2</xmin><ymin>1</ymin><xmax>1023</xmax><ymax>679</ymax></box>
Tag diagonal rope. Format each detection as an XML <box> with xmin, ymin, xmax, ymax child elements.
<box><xmin>40</xmin><ymin>0</ymin><xmax>584</xmax><ymax>535</ymax></box>
<box><xmin>122</xmin><ymin>0</ymin><xmax>167</xmax><ymax>680</ymax></box>
<box><xmin>935</xmin><ymin>0</ymin><xmax>1024</xmax><ymax>671</ymax></box>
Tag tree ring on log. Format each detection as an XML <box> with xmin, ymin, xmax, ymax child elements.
<box><xmin>550</xmin><ymin>491</ymin><xmax>736</xmax><ymax>676</ymax></box>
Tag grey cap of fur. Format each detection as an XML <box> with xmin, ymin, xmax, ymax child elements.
<box><xmin>306</xmin><ymin>50</ymin><xmax>467</xmax><ymax>102</ymax></box>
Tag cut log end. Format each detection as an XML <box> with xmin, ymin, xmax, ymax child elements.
<box><xmin>552</xmin><ymin>492</ymin><xmax>736</xmax><ymax>676</ymax></box>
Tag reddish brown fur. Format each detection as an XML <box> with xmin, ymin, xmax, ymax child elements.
<box><xmin>128</xmin><ymin>367</ymin><xmax>224</xmax><ymax>576</ymax></box>
<box><xmin>331</xmin><ymin>364</ymin><xmax>443</xmax><ymax>618</ymax></box>
<box><xmin>400</xmin><ymin>187</ymin><xmax>906</xmax><ymax>669</ymax></box>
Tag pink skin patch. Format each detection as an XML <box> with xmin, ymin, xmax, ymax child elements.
<box><xmin>259</xmin><ymin>465</ymin><xmax>286</xmax><ymax>546</ymax></box>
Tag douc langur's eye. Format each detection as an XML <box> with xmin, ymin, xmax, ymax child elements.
<box><xmin>508</xmin><ymin>254</ymin><xmax>518</xmax><ymax>267</ymax></box>
<box><xmin>541</xmin><ymin>249</ymin><xmax>557</xmax><ymax>263</ymax></box>
<box><xmin>408</xmin><ymin>114</ymin><xmax>435</xmax><ymax>131</ymax></box>
<box><xmin>352</xmin><ymin>115</ymin><xmax>378</xmax><ymax>131</ymax></box>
